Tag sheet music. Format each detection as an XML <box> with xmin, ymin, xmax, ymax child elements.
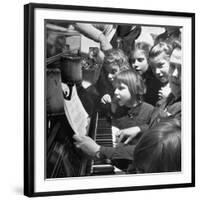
<box><xmin>62</xmin><ymin>83</ymin><xmax>90</xmax><ymax>136</ymax></box>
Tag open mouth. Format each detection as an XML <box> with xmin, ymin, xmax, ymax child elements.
<box><xmin>158</xmin><ymin>75</ymin><xmax>168</xmax><ymax>82</ymax></box>
<box><xmin>115</xmin><ymin>96</ymin><xmax>120</xmax><ymax>101</ymax></box>
<box><xmin>135</xmin><ymin>69</ymin><xmax>142</xmax><ymax>73</ymax></box>
<box><xmin>108</xmin><ymin>77</ymin><xmax>114</xmax><ymax>82</ymax></box>
<box><xmin>115</xmin><ymin>96</ymin><xmax>123</xmax><ymax>105</ymax></box>
<box><xmin>158</xmin><ymin>76</ymin><xmax>165</xmax><ymax>81</ymax></box>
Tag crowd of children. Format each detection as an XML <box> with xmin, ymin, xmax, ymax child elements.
<box><xmin>73</xmin><ymin>25</ymin><xmax>182</xmax><ymax>174</ymax></box>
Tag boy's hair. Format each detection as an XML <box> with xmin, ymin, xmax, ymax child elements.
<box><xmin>132</xmin><ymin>42</ymin><xmax>152</xmax><ymax>59</ymax></box>
<box><xmin>149</xmin><ymin>42</ymin><xmax>172</xmax><ymax>61</ymax></box>
<box><xmin>134</xmin><ymin>118</ymin><xmax>181</xmax><ymax>173</ymax></box>
<box><xmin>113</xmin><ymin>69</ymin><xmax>146</xmax><ymax>103</ymax></box>
<box><xmin>104</xmin><ymin>49</ymin><xmax>130</xmax><ymax>71</ymax></box>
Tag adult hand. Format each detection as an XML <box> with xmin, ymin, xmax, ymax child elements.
<box><xmin>118</xmin><ymin>126</ymin><xmax>141</xmax><ymax>145</ymax></box>
<box><xmin>74</xmin><ymin>23</ymin><xmax>112</xmax><ymax>52</ymax></box>
<box><xmin>98</xmin><ymin>33</ymin><xmax>112</xmax><ymax>51</ymax></box>
<box><xmin>73</xmin><ymin>134</ymin><xmax>100</xmax><ymax>157</ymax></box>
<box><xmin>101</xmin><ymin>94</ymin><xmax>112</xmax><ymax>104</ymax></box>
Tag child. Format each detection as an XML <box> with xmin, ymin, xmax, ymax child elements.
<box><xmin>111</xmin><ymin>70</ymin><xmax>154</xmax><ymax>144</ymax></box>
<box><xmin>149</xmin><ymin>42</ymin><xmax>172</xmax><ymax>102</ymax></box>
<box><xmin>148</xmin><ymin>41</ymin><xmax>182</xmax><ymax>128</ymax></box>
<box><xmin>131</xmin><ymin>119</ymin><xmax>181</xmax><ymax>173</ymax></box>
<box><xmin>113</xmin><ymin>42</ymin><xmax>182</xmax><ymax>141</ymax></box>
<box><xmin>97</xmin><ymin>49</ymin><xmax>130</xmax><ymax>96</ymax></box>
<box><xmin>95</xmin><ymin>48</ymin><xmax>130</xmax><ymax>117</ymax></box>
<box><xmin>129</xmin><ymin>42</ymin><xmax>162</xmax><ymax>106</ymax></box>
<box><xmin>73</xmin><ymin>70</ymin><xmax>154</xmax><ymax>171</ymax></box>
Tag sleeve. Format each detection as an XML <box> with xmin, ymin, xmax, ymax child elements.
<box><xmin>138</xmin><ymin>103</ymin><xmax>154</xmax><ymax>132</ymax></box>
<box><xmin>100</xmin><ymin>144</ymin><xmax>135</xmax><ymax>161</ymax></box>
<box><xmin>74</xmin><ymin>23</ymin><xmax>103</xmax><ymax>42</ymax></box>
<box><xmin>138</xmin><ymin>124</ymin><xmax>149</xmax><ymax>132</ymax></box>
<box><xmin>100</xmin><ymin>144</ymin><xmax>135</xmax><ymax>171</ymax></box>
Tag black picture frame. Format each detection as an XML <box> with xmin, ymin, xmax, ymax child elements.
<box><xmin>24</xmin><ymin>3</ymin><xmax>195</xmax><ymax>197</ymax></box>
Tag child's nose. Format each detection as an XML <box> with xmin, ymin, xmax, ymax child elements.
<box><xmin>108</xmin><ymin>73</ymin><xmax>113</xmax><ymax>79</ymax></box>
<box><xmin>132</xmin><ymin>63</ymin><xmax>138</xmax><ymax>69</ymax></box>
<box><xmin>156</xmin><ymin>68</ymin><xmax>161</xmax><ymax>74</ymax></box>
<box><xmin>135</xmin><ymin>60</ymin><xmax>139</xmax><ymax>65</ymax></box>
<box><xmin>114</xmin><ymin>88</ymin><xmax>119</xmax><ymax>95</ymax></box>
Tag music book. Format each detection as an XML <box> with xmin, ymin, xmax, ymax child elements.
<box><xmin>62</xmin><ymin>83</ymin><xmax>90</xmax><ymax>136</ymax></box>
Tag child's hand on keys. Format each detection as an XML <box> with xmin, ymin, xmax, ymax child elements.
<box><xmin>118</xmin><ymin>127</ymin><xmax>141</xmax><ymax>144</ymax></box>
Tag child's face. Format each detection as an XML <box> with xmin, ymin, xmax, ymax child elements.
<box><xmin>169</xmin><ymin>48</ymin><xmax>182</xmax><ymax>99</ymax></box>
<box><xmin>150</xmin><ymin>52</ymin><xmax>170</xmax><ymax>84</ymax></box>
<box><xmin>130</xmin><ymin>50</ymin><xmax>149</xmax><ymax>75</ymax></box>
<box><xmin>114</xmin><ymin>82</ymin><xmax>132</xmax><ymax>107</ymax></box>
<box><xmin>104</xmin><ymin>63</ymin><xmax>120</xmax><ymax>83</ymax></box>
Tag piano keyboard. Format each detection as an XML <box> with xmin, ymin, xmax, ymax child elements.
<box><xmin>95</xmin><ymin>116</ymin><xmax>113</xmax><ymax>147</ymax></box>
<box><xmin>91</xmin><ymin>113</ymin><xmax>122</xmax><ymax>175</ymax></box>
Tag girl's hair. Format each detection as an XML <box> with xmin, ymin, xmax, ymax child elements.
<box><xmin>104</xmin><ymin>49</ymin><xmax>130</xmax><ymax>71</ymax></box>
<box><xmin>131</xmin><ymin>42</ymin><xmax>152</xmax><ymax>59</ymax></box>
<box><xmin>149</xmin><ymin>42</ymin><xmax>172</xmax><ymax>61</ymax></box>
<box><xmin>113</xmin><ymin>69</ymin><xmax>146</xmax><ymax>103</ymax></box>
<box><xmin>134</xmin><ymin>118</ymin><xmax>181</xmax><ymax>173</ymax></box>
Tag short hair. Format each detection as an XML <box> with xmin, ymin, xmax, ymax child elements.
<box><xmin>149</xmin><ymin>42</ymin><xmax>172</xmax><ymax>61</ymax></box>
<box><xmin>113</xmin><ymin>69</ymin><xmax>146</xmax><ymax>103</ymax></box>
<box><xmin>132</xmin><ymin>42</ymin><xmax>152</xmax><ymax>59</ymax></box>
<box><xmin>104</xmin><ymin>49</ymin><xmax>130</xmax><ymax>71</ymax></box>
<box><xmin>134</xmin><ymin>119</ymin><xmax>181</xmax><ymax>173</ymax></box>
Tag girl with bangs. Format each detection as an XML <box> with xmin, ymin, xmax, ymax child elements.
<box><xmin>129</xmin><ymin>42</ymin><xmax>162</xmax><ymax>106</ymax></box>
<box><xmin>73</xmin><ymin>70</ymin><xmax>154</xmax><ymax>172</ymax></box>
<box><xmin>111</xmin><ymin>69</ymin><xmax>154</xmax><ymax>145</ymax></box>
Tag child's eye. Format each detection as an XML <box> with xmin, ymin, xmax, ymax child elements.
<box><xmin>157</xmin><ymin>63</ymin><xmax>165</xmax><ymax>68</ymax></box>
<box><xmin>138</xmin><ymin>58</ymin><xmax>144</xmax><ymax>62</ymax></box>
<box><xmin>112</xmin><ymin>69</ymin><xmax>118</xmax><ymax>74</ymax></box>
<box><xmin>117</xmin><ymin>86</ymin><xmax>123</xmax><ymax>90</ymax></box>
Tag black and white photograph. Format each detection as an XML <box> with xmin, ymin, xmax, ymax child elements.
<box><xmin>24</xmin><ymin>3</ymin><xmax>195</xmax><ymax>197</ymax></box>
<box><xmin>46</xmin><ymin>21</ymin><xmax>182</xmax><ymax>178</ymax></box>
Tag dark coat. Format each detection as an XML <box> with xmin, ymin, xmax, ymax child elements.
<box><xmin>148</xmin><ymin>93</ymin><xmax>181</xmax><ymax>128</ymax></box>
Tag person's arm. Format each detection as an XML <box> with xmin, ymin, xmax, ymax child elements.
<box><xmin>73</xmin><ymin>134</ymin><xmax>134</xmax><ymax>160</ymax></box>
<box><xmin>100</xmin><ymin>144</ymin><xmax>134</xmax><ymax>161</ymax></box>
<box><xmin>73</xmin><ymin>134</ymin><xmax>100</xmax><ymax>157</ymax></box>
<box><xmin>74</xmin><ymin>23</ymin><xmax>112</xmax><ymax>51</ymax></box>
<box><xmin>73</xmin><ymin>134</ymin><xmax>135</xmax><ymax>171</ymax></box>
<box><xmin>118</xmin><ymin>104</ymin><xmax>155</xmax><ymax>144</ymax></box>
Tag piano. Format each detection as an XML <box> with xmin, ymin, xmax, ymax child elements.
<box><xmin>46</xmin><ymin>69</ymin><xmax>122</xmax><ymax>177</ymax></box>
<box><xmin>46</xmin><ymin>21</ymin><xmax>123</xmax><ymax>178</ymax></box>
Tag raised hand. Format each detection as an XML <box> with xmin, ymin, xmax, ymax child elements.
<box><xmin>101</xmin><ymin>94</ymin><xmax>112</xmax><ymax>104</ymax></box>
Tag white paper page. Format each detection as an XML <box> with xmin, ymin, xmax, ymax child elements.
<box><xmin>62</xmin><ymin>83</ymin><xmax>90</xmax><ymax>136</ymax></box>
